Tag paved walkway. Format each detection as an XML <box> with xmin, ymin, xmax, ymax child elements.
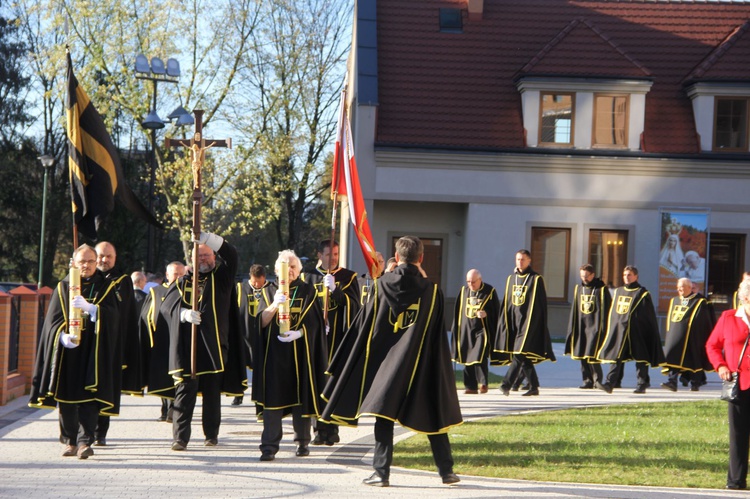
<box><xmin>0</xmin><ymin>344</ymin><xmax>743</xmax><ymax>498</ymax></box>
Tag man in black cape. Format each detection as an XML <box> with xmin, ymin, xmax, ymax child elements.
<box><xmin>660</xmin><ymin>277</ymin><xmax>714</xmax><ymax>391</ymax></box>
<box><xmin>29</xmin><ymin>244</ymin><xmax>121</xmax><ymax>459</ymax></box>
<box><xmin>494</xmin><ymin>249</ymin><xmax>556</xmax><ymax>396</ymax></box>
<box><xmin>252</xmin><ymin>250</ymin><xmax>327</xmax><ymax>461</ymax></box>
<box><xmin>565</xmin><ymin>264</ymin><xmax>612</xmax><ymax>392</ymax></box>
<box><xmin>322</xmin><ymin>236</ymin><xmax>462</xmax><ymax>487</ymax></box>
<box><xmin>451</xmin><ymin>268</ymin><xmax>499</xmax><ymax>394</ymax></box>
<box><xmin>597</xmin><ymin>265</ymin><xmax>665</xmax><ymax>393</ymax></box>
<box><xmin>234</xmin><ymin>263</ymin><xmax>276</xmax><ymax>406</ymax></box>
<box><xmin>93</xmin><ymin>241</ymin><xmax>142</xmax><ymax>446</ymax></box>
<box><xmin>301</xmin><ymin>239</ymin><xmax>360</xmax><ymax>445</ymax></box>
<box><xmin>141</xmin><ymin>261</ymin><xmax>185</xmax><ymax>420</ymax></box>
<box><xmin>163</xmin><ymin>231</ymin><xmax>246</xmax><ymax>450</ymax></box>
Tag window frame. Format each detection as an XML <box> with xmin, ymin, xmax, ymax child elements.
<box><xmin>530</xmin><ymin>226</ymin><xmax>571</xmax><ymax>302</ymax></box>
<box><xmin>538</xmin><ymin>92</ymin><xmax>575</xmax><ymax>147</ymax></box>
<box><xmin>592</xmin><ymin>93</ymin><xmax>630</xmax><ymax>149</ymax></box>
<box><xmin>712</xmin><ymin>96</ymin><xmax>749</xmax><ymax>152</ymax></box>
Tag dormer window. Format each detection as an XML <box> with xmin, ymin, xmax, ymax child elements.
<box><xmin>593</xmin><ymin>94</ymin><xmax>629</xmax><ymax>148</ymax></box>
<box><xmin>539</xmin><ymin>93</ymin><xmax>574</xmax><ymax>145</ymax></box>
<box><xmin>714</xmin><ymin>97</ymin><xmax>748</xmax><ymax>151</ymax></box>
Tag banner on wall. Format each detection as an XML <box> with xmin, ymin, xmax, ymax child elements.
<box><xmin>657</xmin><ymin>209</ymin><xmax>710</xmax><ymax>313</ymax></box>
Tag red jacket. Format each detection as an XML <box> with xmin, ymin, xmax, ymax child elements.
<box><xmin>706</xmin><ymin>309</ymin><xmax>750</xmax><ymax>391</ymax></box>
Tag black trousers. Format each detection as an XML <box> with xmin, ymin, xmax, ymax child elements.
<box><xmin>260</xmin><ymin>405</ymin><xmax>311</xmax><ymax>454</ymax></box>
<box><xmin>606</xmin><ymin>361</ymin><xmax>650</xmax><ymax>387</ymax></box>
<box><xmin>501</xmin><ymin>355</ymin><xmax>539</xmax><ymax>390</ymax></box>
<box><xmin>172</xmin><ymin>372</ymin><xmax>223</xmax><ymax>444</ymax></box>
<box><xmin>463</xmin><ymin>359</ymin><xmax>489</xmax><ymax>390</ymax></box>
<box><xmin>161</xmin><ymin>398</ymin><xmax>174</xmax><ymax>420</ymax></box>
<box><xmin>95</xmin><ymin>415</ymin><xmax>110</xmax><ymax>441</ymax></box>
<box><xmin>372</xmin><ymin>417</ymin><xmax>454</xmax><ymax>479</ymax></box>
<box><xmin>580</xmin><ymin>360</ymin><xmax>603</xmax><ymax>384</ymax></box>
<box><xmin>59</xmin><ymin>401</ymin><xmax>98</xmax><ymax>447</ymax></box>
<box><xmin>313</xmin><ymin>420</ymin><xmax>339</xmax><ymax>440</ymax></box>
<box><xmin>728</xmin><ymin>388</ymin><xmax>750</xmax><ymax>489</ymax></box>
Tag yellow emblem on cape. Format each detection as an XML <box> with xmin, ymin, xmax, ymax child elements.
<box><xmin>616</xmin><ymin>295</ymin><xmax>633</xmax><ymax>315</ymax></box>
<box><xmin>465</xmin><ymin>296</ymin><xmax>481</xmax><ymax>319</ymax></box>
<box><xmin>671</xmin><ymin>304</ymin><xmax>689</xmax><ymax>323</ymax></box>
<box><xmin>288</xmin><ymin>297</ymin><xmax>303</xmax><ymax>328</ymax></box>
<box><xmin>314</xmin><ymin>281</ymin><xmax>338</xmax><ymax>310</ymax></box>
<box><xmin>580</xmin><ymin>294</ymin><xmax>594</xmax><ymax>314</ymax></box>
<box><xmin>511</xmin><ymin>285</ymin><xmax>527</xmax><ymax>306</ymax></box>
<box><xmin>391</xmin><ymin>301</ymin><xmax>420</xmax><ymax>332</ymax></box>
<box><xmin>247</xmin><ymin>295</ymin><xmax>259</xmax><ymax>317</ymax></box>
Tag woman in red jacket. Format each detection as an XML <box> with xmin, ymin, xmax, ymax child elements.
<box><xmin>706</xmin><ymin>280</ymin><xmax>750</xmax><ymax>490</ymax></box>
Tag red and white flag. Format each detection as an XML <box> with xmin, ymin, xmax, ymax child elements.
<box><xmin>331</xmin><ymin>90</ymin><xmax>379</xmax><ymax>278</ymax></box>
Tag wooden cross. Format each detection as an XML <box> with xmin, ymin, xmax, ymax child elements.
<box><xmin>165</xmin><ymin>109</ymin><xmax>231</xmax><ymax>377</ymax></box>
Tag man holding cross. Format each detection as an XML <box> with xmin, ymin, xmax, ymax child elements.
<box><xmin>162</xmin><ymin>231</ymin><xmax>240</xmax><ymax>450</ymax></box>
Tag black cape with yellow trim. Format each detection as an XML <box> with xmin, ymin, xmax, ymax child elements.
<box><xmin>596</xmin><ymin>282</ymin><xmax>665</xmax><ymax>366</ymax></box>
<box><xmin>140</xmin><ymin>283</ymin><xmax>175</xmax><ymax>398</ymax></box>
<box><xmin>301</xmin><ymin>265</ymin><xmax>360</xmax><ymax>364</ymax></box>
<box><xmin>104</xmin><ymin>268</ymin><xmax>143</xmax><ymax>395</ymax></box>
<box><xmin>237</xmin><ymin>279</ymin><xmax>277</xmax><ymax>369</ymax></box>
<box><xmin>251</xmin><ymin>278</ymin><xmax>326</xmax><ymax>419</ymax></box>
<box><xmin>321</xmin><ymin>264</ymin><xmax>463</xmax><ymax>434</ymax></box>
<box><xmin>565</xmin><ymin>278</ymin><xmax>611</xmax><ymax>361</ymax></box>
<box><xmin>29</xmin><ymin>270</ymin><xmax>121</xmax><ymax>416</ymax></box>
<box><xmin>164</xmin><ymin>240</ymin><xmax>246</xmax><ymax>395</ymax></box>
<box><xmin>451</xmin><ymin>282</ymin><xmax>499</xmax><ymax>366</ymax></box>
<box><xmin>662</xmin><ymin>294</ymin><xmax>714</xmax><ymax>373</ymax></box>
<box><xmin>493</xmin><ymin>268</ymin><xmax>555</xmax><ymax>365</ymax></box>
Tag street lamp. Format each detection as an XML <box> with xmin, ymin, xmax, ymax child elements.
<box><xmin>37</xmin><ymin>154</ymin><xmax>55</xmax><ymax>288</ymax></box>
<box><xmin>134</xmin><ymin>54</ymin><xmax>194</xmax><ymax>271</ymax></box>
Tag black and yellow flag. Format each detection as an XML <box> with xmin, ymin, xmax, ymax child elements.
<box><xmin>66</xmin><ymin>52</ymin><xmax>161</xmax><ymax>240</ymax></box>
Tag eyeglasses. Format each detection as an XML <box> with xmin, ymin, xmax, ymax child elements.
<box><xmin>75</xmin><ymin>259</ymin><xmax>96</xmax><ymax>266</ymax></box>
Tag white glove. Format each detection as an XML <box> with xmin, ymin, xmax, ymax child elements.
<box><xmin>323</xmin><ymin>274</ymin><xmax>336</xmax><ymax>292</ymax></box>
<box><xmin>194</xmin><ymin>231</ymin><xmax>224</xmax><ymax>252</ymax></box>
<box><xmin>72</xmin><ymin>295</ymin><xmax>97</xmax><ymax>322</ymax></box>
<box><xmin>277</xmin><ymin>330</ymin><xmax>302</xmax><ymax>342</ymax></box>
<box><xmin>273</xmin><ymin>291</ymin><xmax>287</xmax><ymax>306</ymax></box>
<box><xmin>60</xmin><ymin>333</ymin><xmax>79</xmax><ymax>349</ymax></box>
<box><xmin>180</xmin><ymin>308</ymin><xmax>202</xmax><ymax>325</ymax></box>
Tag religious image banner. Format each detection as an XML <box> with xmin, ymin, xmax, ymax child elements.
<box><xmin>657</xmin><ymin>209</ymin><xmax>710</xmax><ymax>313</ymax></box>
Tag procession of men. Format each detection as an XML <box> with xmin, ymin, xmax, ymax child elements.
<box><xmin>29</xmin><ymin>231</ymin><xmax>728</xmax><ymax>489</ymax></box>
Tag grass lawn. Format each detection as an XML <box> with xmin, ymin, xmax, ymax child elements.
<box><xmin>394</xmin><ymin>401</ymin><xmax>729</xmax><ymax>489</ymax></box>
<box><xmin>452</xmin><ymin>367</ymin><xmax>505</xmax><ymax>389</ymax></box>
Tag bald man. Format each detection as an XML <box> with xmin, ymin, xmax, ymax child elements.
<box><xmin>451</xmin><ymin>269</ymin><xmax>500</xmax><ymax>394</ymax></box>
<box><xmin>94</xmin><ymin>241</ymin><xmax>142</xmax><ymax>446</ymax></box>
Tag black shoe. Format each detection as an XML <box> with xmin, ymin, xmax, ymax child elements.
<box><xmin>94</xmin><ymin>439</ymin><xmax>106</xmax><ymax>447</ymax></box>
<box><xmin>520</xmin><ymin>383</ymin><xmax>531</xmax><ymax>391</ymax></box>
<box><xmin>204</xmin><ymin>438</ymin><xmax>218</xmax><ymax>446</ymax></box>
<box><xmin>442</xmin><ymin>473</ymin><xmax>460</xmax><ymax>485</ymax></box>
<box><xmin>679</xmin><ymin>374</ymin><xmax>690</xmax><ymax>387</ymax></box>
<box><xmin>363</xmin><ymin>472</ymin><xmax>389</xmax><ymax>487</ymax></box>
<box><xmin>260</xmin><ymin>451</ymin><xmax>275</xmax><ymax>462</ymax></box>
<box><xmin>726</xmin><ymin>484</ymin><xmax>746</xmax><ymax>490</ymax></box>
<box><xmin>521</xmin><ymin>388</ymin><xmax>539</xmax><ymax>396</ymax></box>
<box><xmin>579</xmin><ymin>381</ymin><xmax>594</xmax><ymax>389</ymax></box>
<box><xmin>231</xmin><ymin>396</ymin><xmax>243</xmax><ymax>406</ymax></box>
<box><xmin>171</xmin><ymin>440</ymin><xmax>187</xmax><ymax>451</ymax></box>
<box><xmin>326</xmin><ymin>434</ymin><xmax>340</xmax><ymax>446</ymax></box>
<box><xmin>595</xmin><ymin>382</ymin><xmax>613</xmax><ymax>394</ymax></box>
<box><xmin>312</xmin><ymin>434</ymin><xmax>326</xmax><ymax>446</ymax></box>
<box><xmin>157</xmin><ymin>416</ymin><xmax>167</xmax><ymax>422</ymax></box>
<box><xmin>296</xmin><ymin>446</ymin><xmax>310</xmax><ymax>457</ymax></box>
<box><xmin>510</xmin><ymin>384</ymin><xmax>520</xmax><ymax>392</ymax></box>
<box><xmin>660</xmin><ymin>381</ymin><xmax>677</xmax><ymax>392</ymax></box>
<box><xmin>690</xmin><ymin>385</ymin><xmax>700</xmax><ymax>392</ymax></box>
<box><xmin>633</xmin><ymin>385</ymin><xmax>647</xmax><ymax>394</ymax></box>
<box><xmin>500</xmin><ymin>385</ymin><xmax>510</xmax><ymax>396</ymax></box>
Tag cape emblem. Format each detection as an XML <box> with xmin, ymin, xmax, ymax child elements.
<box><xmin>465</xmin><ymin>296</ymin><xmax>481</xmax><ymax>319</ymax></box>
<box><xmin>580</xmin><ymin>294</ymin><xmax>595</xmax><ymax>314</ymax></box>
<box><xmin>390</xmin><ymin>301</ymin><xmax>420</xmax><ymax>332</ymax></box>
<box><xmin>511</xmin><ymin>285</ymin><xmax>527</xmax><ymax>306</ymax></box>
<box><xmin>670</xmin><ymin>304</ymin><xmax>689</xmax><ymax>323</ymax></box>
<box><xmin>616</xmin><ymin>295</ymin><xmax>633</xmax><ymax>315</ymax></box>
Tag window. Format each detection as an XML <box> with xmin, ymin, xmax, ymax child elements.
<box><xmin>588</xmin><ymin>230</ymin><xmax>628</xmax><ymax>289</ymax></box>
<box><xmin>593</xmin><ymin>94</ymin><xmax>628</xmax><ymax>147</ymax></box>
<box><xmin>714</xmin><ymin>97</ymin><xmax>748</xmax><ymax>151</ymax></box>
<box><xmin>439</xmin><ymin>8</ymin><xmax>463</xmax><ymax>33</ymax></box>
<box><xmin>530</xmin><ymin>227</ymin><xmax>570</xmax><ymax>301</ymax></box>
<box><xmin>539</xmin><ymin>93</ymin><xmax>574</xmax><ymax>145</ymax></box>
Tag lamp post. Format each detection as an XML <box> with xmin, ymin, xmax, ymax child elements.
<box><xmin>134</xmin><ymin>54</ymin><xmax>193</xmax><ymax>271</ymax></box>
<box><xmin>37</xmin><ymin>154</ymin><xmax>55</xmax><ymax>288</ymax></box>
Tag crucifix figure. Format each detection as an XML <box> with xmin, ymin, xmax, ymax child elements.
<box><xmin>165</xmin><ymin>109</ymin><xmax>231</xmax><ymax>376</ymax></box>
